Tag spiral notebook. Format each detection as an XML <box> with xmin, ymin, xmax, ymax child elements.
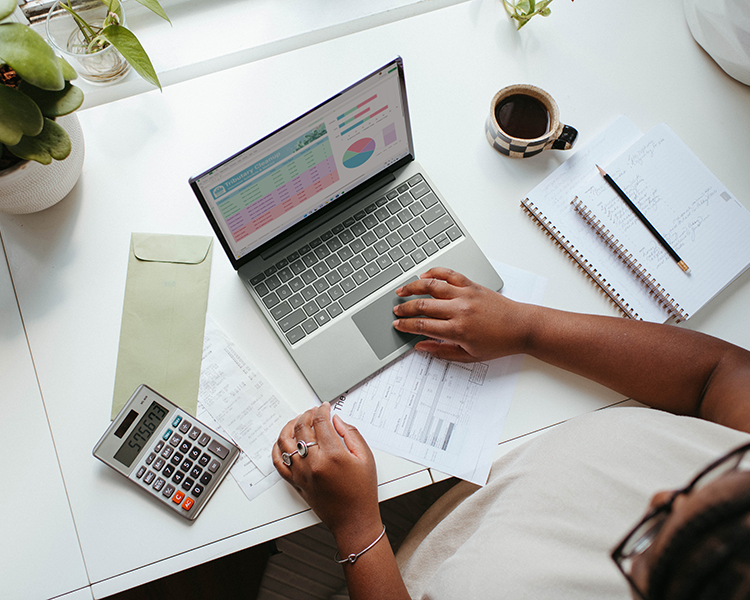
<box><xmin>521</xmin><ymin>116</ymin><xmax>750</xmax><ymax>323</ymax></box>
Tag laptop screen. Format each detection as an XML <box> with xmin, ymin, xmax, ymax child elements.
<box><xmin>190</xmin><ymin>58</ymin><xmax>414</xmax><ymax>269</ymax></box>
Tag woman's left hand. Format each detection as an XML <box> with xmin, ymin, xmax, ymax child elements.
<box><xmin>272</xmin><ymin>403</ymin><xmax>381</xmax><ymax>540</ymax></box>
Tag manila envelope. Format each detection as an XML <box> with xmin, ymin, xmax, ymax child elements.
<box><xmin>111</xmin><ymin>233</ymin><xmax>213</xmax><ymax>419</ymax></box>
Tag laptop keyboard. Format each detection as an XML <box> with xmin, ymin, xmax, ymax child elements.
<box><xmin>248</xmin><ymin>174</ymin><xmax>464</xmax><ymax>345</ymax></box>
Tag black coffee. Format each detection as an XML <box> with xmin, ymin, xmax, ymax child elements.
<box><xmin>495</xmin><ymin>94</ymin><xmax>550</xmax><ymax>139</ymax></box>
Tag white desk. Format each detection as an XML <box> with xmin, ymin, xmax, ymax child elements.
<box><xmin>0</xmin><ymin>242</ymin><xmax>91</xmax><ymax>599</ymax></box>
<box><xmin>3</xmin><ymin>0</ymin><xmax>750</xmax><ymax>597</ymax></box>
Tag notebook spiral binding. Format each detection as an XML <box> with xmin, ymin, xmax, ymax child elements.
<box><xmin>521</xmin><ymin>198</ymin><xmax>686</xmax><ymax>322</ymax></box>
<box><xmin>569</xmin><ymin>197</ymin><xmax>687</xmax><ymax>322</ymax></box>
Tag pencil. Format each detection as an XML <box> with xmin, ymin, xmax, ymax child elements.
<box><xmin>595</xmin><ymin>165</ymin><xmax>690</xmax><ymax>273</ymax></box>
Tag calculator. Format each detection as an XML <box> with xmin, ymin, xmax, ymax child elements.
<box><xmin>93</xmin><ymin>385</ymin><xmax>240</xmax><ymax>521</ymax></box>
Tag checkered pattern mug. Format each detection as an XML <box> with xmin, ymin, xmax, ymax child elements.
<box><xmin>485</xmin><ymin>84</ymin><xmax>577</xmax><ymax>158</ymax></box>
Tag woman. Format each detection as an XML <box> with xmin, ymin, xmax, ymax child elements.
<box><xmin>273</xmin><ymin>268</ymin><xmax>750</xmax><ymax>599</ymax></box>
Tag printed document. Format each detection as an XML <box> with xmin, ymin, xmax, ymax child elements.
<box><xmin>197</xmin><ymin>316</ymin><xmax>295</xmax><ymax>502</ymax></box>
<box><xmin>333</xmin><ymin>262</ymin><xmax>546</xmax><ymax>485</ymax></box>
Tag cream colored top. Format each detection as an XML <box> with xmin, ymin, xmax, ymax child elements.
<box><xmin>398</xmin><ymin>407</ymin><xmax>749</xmax><ymax>599</ymax></box>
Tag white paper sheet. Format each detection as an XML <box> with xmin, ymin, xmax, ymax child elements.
<box><xmin>332</xmin><ymin>261</ymin><xmax>547</xmax><ymax>485</ymax></box>
<box><xmin>197</xmin><ymin>316</ymin><xmax>297</xmax><ymax>502</ymax></box>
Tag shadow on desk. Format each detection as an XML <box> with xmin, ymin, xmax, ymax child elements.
<box><xmin>104</xmin><ymin>542</ymin><xmax>274</xmax><ymax>600</ymax></box>
<box><xmin>105</xmin><ymin>478</ymin><xmax>457</xmax><ymax>600</ymax></box>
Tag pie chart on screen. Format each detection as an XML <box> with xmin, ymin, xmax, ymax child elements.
<box><xmin>343</xmin><ymin>138</ymin><xmax>376</xmax><ymax>169</ymax></box>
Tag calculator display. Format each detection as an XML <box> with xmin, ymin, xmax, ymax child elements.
<box><xmin>113</xmin><ymin>401</ymin><xmax>168</xmax><ymax>467</ymax></box>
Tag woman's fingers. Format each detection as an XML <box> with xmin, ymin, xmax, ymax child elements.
<box><xmin>413</xmin><ymin>340</ymin><xmax>475</xmax><ymax>362</ymax></box>
<box><xmin>396</xmin><ymin>275</ymin><xmax>461</xmax><ymax>300</ymax></box>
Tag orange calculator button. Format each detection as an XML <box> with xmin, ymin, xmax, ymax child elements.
<box><xmin>172</xmin><ymin>491</ymin><xmax>185</xmax><ymax>504</ymax></box>
<box><xmin>182</xmin><ymin>497</ymin><xmax>194</xmax><ymax>511</ymax></box>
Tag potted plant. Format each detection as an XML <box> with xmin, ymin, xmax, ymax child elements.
<box><xmin>0</xmin><ymin>0</ymin><xmax>169</xmax><ymax>213</ymax></box>
<box><xmin>0</xmin><ymin>0</ymin><xmax>86</xmax><ymax>213</ymax></box>
<box><xmin>45</xmin><ymin>0</ymin><xmax>170</xmax><ymax>89</ymax></box>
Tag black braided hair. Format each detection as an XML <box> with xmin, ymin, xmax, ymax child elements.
<box><xmin>647</xmin><ymin>489</ymin><xmax>750</xmax><ymax>600</ymax></box>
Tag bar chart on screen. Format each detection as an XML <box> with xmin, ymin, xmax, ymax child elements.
<box><xmin>337</xmin><ymin>93</ymin><xmax>390</xmax><ymax>137</ymax></box>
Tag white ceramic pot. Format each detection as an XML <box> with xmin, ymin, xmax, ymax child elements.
<box><xmin>0</xmin><ymin>113</ymin><xmax>85</xmax><ymax>214</ymax></box>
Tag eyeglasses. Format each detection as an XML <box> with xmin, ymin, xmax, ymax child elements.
<box><xmin>611</xmin><ymin>441</ymin><xmax>750</xmax><ymax>600</ymax></box>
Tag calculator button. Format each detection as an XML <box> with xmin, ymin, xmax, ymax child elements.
<box><xmin>192</xmin><ymin>484</ymin><xmax>204</xmax><ymax>498</ymax></box>
<box><xmin>182</xmin><ymin>497</ymin><xmax>194</xmax><ymax>511</ymax></box>
<box><xmin>153</xmin><ymin>477</ymin><xmax>165</xmax><ymax>492</ymax></box>
<box><xmin>162</xmin><ymin>484</ymin><xmax>175</xmax><ymax>498</ymax></box>
<box><xmin>190</xmin><ymin>466</ymin><xmax>202</xmax><ymax>479</ymax></box>
<box><xmin>208</xmin><ymin>459</ymin><xmax>221</xmax><ymax>473</ymax></box>
<box><xmin>188</xmin><ymin>447</ymin><xmax>201</xmax><ymax>461</ymax></box>
<box><xmin>198</xmin><ymin>453</ymin><xmax>211</xmax><ymax>467</ymax></box>
<box><xmin>179</xmin><ymin>440</ymin><xmax>192</xmax><ymax>454</ymax></box>
<box><xmin>180</xmin><ymin>458</ymin><xmax>193</xmax><ymax>472</ymax></box>
<box><xmin>161</xmin><ymin>446</ymin><xmax>173</xmax><ymax>459</ymax></box>
<box><xmin>144</xmin><ymin>471</ymin><xmax>156</xmax><ymax>485</ymax></box>
<box><xmin>172</xmin><ymin>490</ymin><xmax>185</xmax><ymax>504</ymax></box>
<box><xmin>162</xmin><ymin>428</ymin><xmax>173</xmax><ymax>441</ymax></box>
<box><xmin>198</xmin><ymin>433</ymin><xmax>211</xmax><ymax>447</ymax></box>
<box><xmin>146</xmin><ymin>452</ymin><xmax>156</xmax><ymax>465</ymax></box>
<box><xmin>163</xmin><ymin>464</ymin><xmax>175</xmax><ymax>478</ymax></box>
<box><xmin>172</xmin><ymin>471</ymin><xmax>184</xmax><ymax>484</ymax></box>
<box><xmin>179</xmin><ymin>420</ymin><xmax>192</xmax><ymax>434</ymax></box>
<box><xmin>181</xmin><ymin>477</ymin><xmax>194</xmax><ymax>491</ymax></box>
<box><xmin>170</xmin><ymin>452</ymin><xmax>183</xmax><ymax>466</ymax></box>
<box><xmin>188</xmin><ymin>427</ymin><xmax>201</xmax><ymax>440</ymax></box>
<box><xmin>208</xmin><ymin>440</ymin><xmax>230</xmax><ymax>460</ymax></box>
<box><xmin>199</xmin><ymin>472</ymin><xmax>213</xmax><ymax>486</ymax></box>
<box><xmin>172</xmin><ymin>415</ymin><xmax>182</xmax><ymax>428</ymax></box>
<box><xmin>136</xmin><ymin>465</ymin><xmax>147</xmax><ymax>479</ymax></box>
<box><xmin>154</xmin><ymin>441</ymin><xmax>164</xmax><ymax>453</ymax></box>
<box><xmin>169</xmin><ymin>433</ymin><xmax>182</xmax><ymax>447</ymax></box>
<box><xmin>153</xmin><ymin>458</ymin><xmax>165</xmax><ymax>471</ymax></box>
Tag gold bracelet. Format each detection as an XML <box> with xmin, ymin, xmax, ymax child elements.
<box><xmin>334</xmin><ymin>525</ymin><xmax>387</xmax><ymax>564</ymax></box>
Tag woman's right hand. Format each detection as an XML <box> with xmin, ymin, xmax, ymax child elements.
<box><xmin>392</xmin><ymin>267</ymin><xmax>533</xmax><ymax>362</ymax></box>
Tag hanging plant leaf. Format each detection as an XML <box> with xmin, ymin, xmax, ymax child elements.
<box><xmin>19</xmin><ymin>81</ymin><xmax>84</xmax><ymax>118</ymax></box>
<box><xmin>132</xmin><ymin>0</ymin><xmax>171</xmax><ymax>23</ymax></box>
<box><xmin>0</xmin><ymin>0</ymin><xmax>16</xmax><ymax>22</ymax></box>
<box><xmin>0</xmin><ymin>84</ymin><xmax>44</xmax><ymax>146</ymax></box>
<box><xmin>0</xmin><ymin>24</ymin><xmax>65</xmax><ymax>91</ymax></box>
<box><xmin>100</xmin><ymin>24</ymin><xmax>161</xmax><ymax>90</ymax></box>
<box><xmin>7</xmin><ymin>117</ymin><xmax>71</xmax><ymax>164</ymax></box>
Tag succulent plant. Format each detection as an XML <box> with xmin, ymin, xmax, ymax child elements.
<box><xmin>0</xmin><ymin>0</ymin><xmax>84</xmax><ymax>166</ymax></box>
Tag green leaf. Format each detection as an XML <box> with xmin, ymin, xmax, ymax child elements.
<box><xmin>0</xmin><ymin>84</ymin><xmax>44</xmax><ymax>145</ymax></box>
<box><xmin>0</xmin><ymin>23</ymin><xmax>65</xmax><ymax>91</ymax></box>
<box><xmin>516</xmin><ymin>0</ymin><xmax>531</xmax><ymax>15</ymax></box>
<box><xmin>133</xmin><ymin>0</ymin><xmax>171</xmax><ymax>24</ymax></box>
<box><xmin>0</xmin><ymin>0</ymin><xmax>16</xmax><ymax>22</ymax></box>
<box><xmin>7</xmin><ymin>117</ymin><xmax>71</xmax><ymax>164</ymax></box>
<box><xmin>19</xmin><ymin>81</ymin><xmax>84</xmax><ymax>118</ymax></box>
<box><xmin>100</xmin><ymin>24</ymin><xmax>161</xmax><ymax>89</ymax></box>
<box><xmin>59</xmin><ymin>56</ymin><xmax>78</xmax><ymax>81</ymax></box>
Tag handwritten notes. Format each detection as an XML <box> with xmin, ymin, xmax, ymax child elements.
<box><xmin>577</xmin><ymin>123</ymin><xmax>750</xmax><ymax>319</ymax></box>
<box><xmin>197</xmin><ymin>316</ymin><xmax>296</xmax><ymax>502</ymax></box>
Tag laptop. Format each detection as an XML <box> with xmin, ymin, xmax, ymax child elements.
<box><xmin>190</xmin><ymin>57</ymin><xmax>503</xmax><ymax>401</ymax></box>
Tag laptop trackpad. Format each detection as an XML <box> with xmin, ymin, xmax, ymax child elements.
<box><xmin>352</xmin><ymin>279</ymin><xmax>428</xmax><ymax>360</ymax></box>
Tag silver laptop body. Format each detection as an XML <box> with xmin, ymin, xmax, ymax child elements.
<box><xmin>190</xmin><ymin>58</ymin><xmax>502</xmax><ymax>401</ymax></box>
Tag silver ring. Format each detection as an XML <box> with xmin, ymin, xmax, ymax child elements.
<box><xmin>297</xmin><ymin>440</ymin><xmax>318</xmax><ymax>458</ymax></box>
<box><xmin>281</xmin><ymin>449</ymin><xmax>298</xmax><ymax>466</ymax></box>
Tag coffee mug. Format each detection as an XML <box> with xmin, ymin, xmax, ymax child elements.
<box><xmin>485</xmin><ymin>84</ymin><xmax>578</xmax><ymax>158</ymax></box>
